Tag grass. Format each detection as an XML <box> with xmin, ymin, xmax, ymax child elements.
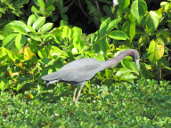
<box><xmin>0</xmin><ymin>79</ymin><xmax>171</xmax><ymax>128</ymax></box>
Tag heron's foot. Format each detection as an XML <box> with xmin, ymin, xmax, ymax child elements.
<box><xmin>73</xmin><ymin>93</ymin><xmax>81</xmax><ymax>103</ymax></box>
<box><xmin>72</xmin><ymin>84</ymin><xmax>84</xmax><ymax>103</ymax></box>
<box><xmin>73</xmin><ymin>88</ymin><xmax>78</xmax><ymax>102</ymax></box>
<box><xmin>73</xmin><ymin>90</ymin><xmax>81</xmax><ymax>103</ymax></box>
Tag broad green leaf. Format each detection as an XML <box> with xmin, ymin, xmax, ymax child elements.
<box><xmin>61</xmin><ymin>26</ymin><xmax>72</xmax><ymax>40</ymax></box>
<box><xmin>108</xmin><ymin>30</ymin><xmax>128</xmax><ymax>40</ymax></box>
<box><xmin>93</xmin><ymin>18</ymin><xmax>121</xmax><ymax>43</ymax></box>
<box><xmin>27</xmin><ymin>14</ymin><xmax>37</xmax><ymax>26</ymax></box>
<box><xmin>4</xmin><ymin>21</ymin><xmax>29</xmax><ymax>33</ymax></box>
<box><xmin>149</xmin><ymin>10</ymin><xmax>162</xmax><ymax>30</ymax></box>
<box><xmin>148</xmin><ymin>39</ymin><xmax>164</xmax><ymax>63</ymax></box>
<box><xmin>99</xmin><ymin>39</ymin><xmax>108</xmax><ymax>53</ymax></box>
<box><xmin>97</xmin><ymin>18</ymin><xmax>111</xmax><ymax>39</ymax></box>
<box><xmin>31</xmin><ymin>6</ymin><xmax>39</xmax><ymax>14</ymax></box>
<box><xmin>32</xmin><ymin>17</ymin><xmax>46</xmax><ymax>30</ymax></box>
<box><xmin>131</xmin><ymin>0</ymin><xmax>139</xmax><ymax>22</ymax></box>
<box><xmin>118</xmin><ymin>0</ymin><xmax>130</xmax><ymax>9</ymax></box>
<box><xmin>72</xmin><ymin>27</ymin><xmax>82</xmax><ymax>49</ymax></box>
<box><xmin>38</xmin><ymin>23</ymin><xmax>53</xmax><ymax>33</ymax></box>
<box><xmin>37</xmin><ymin>0</ymin><xmax>45</xmax><ymax>9</ymax></box>
<box><xmin>99</xmin><ymin>18</ymin><xmax>111</xmax><ymax>31</ymax></box>
<box><xmin>121</xmin><ymin>58</ymin><xmax>139</xmax><ymax>75</ymax></box>
<box><xmin>15</xmin><ymin>34</ymin><xmax>22</xmax><ymax>50</ymax></box>
<box><xmin>115</xmin><ymin>68</ymin><xmax>137</xmax><ymax>81</ymax></box>
<box><xmin>29</xmin><ymin>33</ymin><xmax>42</xmax><ymax>41</ymax></box>
<box><xmin>3</xmin><ymin>33</ymin><xmax>16</xmax><ymax>46</ymax></box>
<box><xmin>15</xmin><ymin>34</ymin><xmax>26</xmax><ymax>50</ymax></box>
<box><xmin>106</xmin><ymin>17</ymin><xmax>121</xmax><ymax>31</ymax></box>
<box><xmin>131</xmin><ymin>0</ymin><xmax>147</xmax><ymax>23</ymax></box>
<box><xmin>129</xmin><ymin>20</ymin><xmax>136</xmax><ymax>41</ymax></box>
<box><xmin>144</xmin><ymin>9</ymin><xmax>162</xmax><ymax>32</ymax></box>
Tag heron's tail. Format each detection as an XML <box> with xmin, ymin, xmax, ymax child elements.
<box><xmin>41</xmin><ymin>72</ymin><xmax>60</xmax><ymax>81</ymax></box>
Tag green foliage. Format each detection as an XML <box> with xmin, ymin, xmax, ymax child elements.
<box><xmin>0</xmin><ymin>0</ymin><xmax>29</xmax><ymax>17</ymax></box>
<box><xmin>0</xmin><ymin>15</ymin><xmax>55</xmax><ymax>90</ymax></box>
<box><xmin>31</xmin><ymin>0</ymin><xmax>56</xmax><ymax>17</ymax></box>
<box><xmin>0</xmin><ymin>0</ymin><xmax>171</xmax><ymax>90</ymax></box>
<box><xmin>0</xmin><ymin>80</ymin><xmax>170</xmax><ymax>127</ymax></box>
<box><xmin>0</xmin><ymin>12</ymin><xmax>140</xmax><ymax>90</ymax></box>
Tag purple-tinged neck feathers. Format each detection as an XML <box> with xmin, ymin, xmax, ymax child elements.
<box><xmin>103</xmin><ymin>49</ymin><xmax>140</xmax><ymax>69</ymax></box>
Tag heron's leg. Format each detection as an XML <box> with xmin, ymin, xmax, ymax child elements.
<box><xmin>75</xmin><ymin>84</ymin><xmax>85</xmax><ymax>102</ymax></box>
<box><xmin>73</xmin><ymin>88</ymin><xmax>78</xmax><ymax>102</ymax></box>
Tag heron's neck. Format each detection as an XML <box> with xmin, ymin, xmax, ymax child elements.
<box><xmin>104</xmin><ymin>54</ymin><xmax>127</xmax><ymax>68</ymax></box>
<box><xmin>103</xmin><ymin>49</ymin><xmax>138</xmax><ymax>68</ymax></box>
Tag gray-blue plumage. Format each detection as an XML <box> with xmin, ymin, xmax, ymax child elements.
<box><xmin>41</xmin><ymin>49</ymin><xmax>140</xmax><ymax>102</ymax></box>
<box><xmin>42</xmin><ymin>58</ymin><xmax>106</xmax><ymax>85</ymax></box>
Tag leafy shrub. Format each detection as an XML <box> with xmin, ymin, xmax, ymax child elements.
<box><xmin>0</xmin><ymin>0</ymin><xmax>171</xmax><ymax>91</ymax></box>
<box><xmin>0</xmin><ymin>13</ymin><xmax>139</xmax><ymax>90</ymax></box>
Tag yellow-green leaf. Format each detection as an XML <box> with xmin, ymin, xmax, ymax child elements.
<box><xmin>149</xmin><ymin>10</ymin><xmax>162</xmax><ymax>29</ymax></box>
<box><xmin>129</xmin><ymin>20</ymin><xmax>136</xmax><ymax>42</ymax></box>
<box><xmin>27</xmin><ymin>14</ymin><xmax>37</xmax><ymax>26</ymax></box>
<box><xmin>148</xmin><ymin>39</ymin><xmax>164</xmax><ymax>63</ymax></box>
<box><xmin>3</xmin><ymin>33</ymin><xmax>16</xmax><ymax>46</ymax></box>
<box><xmin>131</xmin><ymin>0</ymin><xmax>147</xmax><ymax>23</ymax></box>
<box><xmin>15</xmin><ymin>34</ymin><xmax>22</xmax><ymax>50</ymax></box>
<box><xmin>32</xmin><ymin>17</ymin><xmax>46</xmax><ymax>30</ymax></box>
<box><xmin>72</xmin><ymin>27</ymin><xmax>82</xmax><ymax>49</ymax></box>
<box><xmin>38</xmin><ymin>23</ymin><xmax>53</xmax><ymax>33</ymax></box>
<box><xmin>22</xmin><ymin>46</ymin><xmax>35</xmax><ymax>61</ymax></box>
<box><xmin>5</xmin><ymin>21</ymin><xmax>29</xmax><ymax>33</ymax></box>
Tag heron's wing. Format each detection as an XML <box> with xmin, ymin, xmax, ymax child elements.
<box><xmin>41</xmin><ymin>66</ymin><xmax>95</xmax><ymax>82</ymax></box>
<box><xmin>62</xmin><ymin>58</ymin><xmax>104</xmax><ymax>69</ymax></box>
<box><xmin>41</xmin><ymin>58</ymin><xmax>105</xmax><ymax>82</ymax></box>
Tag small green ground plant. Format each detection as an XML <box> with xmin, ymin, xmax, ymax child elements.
<box><xmin>0</xmin><ymin>79</ymin><xmax>170</xmax><ymax>127</ymax></box>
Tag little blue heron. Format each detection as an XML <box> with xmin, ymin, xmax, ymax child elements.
<box><xmin>41</xmin><ymin>49</ymin><xmax>140</xmax><ymax>102</ymax></box>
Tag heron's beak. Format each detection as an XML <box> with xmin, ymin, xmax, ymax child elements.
<box><xmin>135</xmin><ymin>59</ymin><xmax>140</xmax><ymax>71</ymax></box>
